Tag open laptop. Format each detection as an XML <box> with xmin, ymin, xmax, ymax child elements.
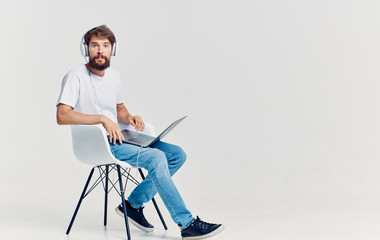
<box><xmin>121</xmin><ymin>116</ymin><xmax>187</xmax><ymax>147</ymax></box>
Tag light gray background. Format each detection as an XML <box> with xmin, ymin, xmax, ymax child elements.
<box><xmin>1</xmin><ymin>0</ymin><xmax>380</xmax><ymax>240</ymax></box>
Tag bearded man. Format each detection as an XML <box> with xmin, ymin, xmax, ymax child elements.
<box><xmin>56</xmin><ymin>25</ymin><xmax>224</xmax><ymax>240</ymax></box>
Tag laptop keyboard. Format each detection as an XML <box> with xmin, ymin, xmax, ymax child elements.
<box><xmin>130</xmin><ymin>134</ymin><xmax>154</xmax><ymax>143</ymax></box>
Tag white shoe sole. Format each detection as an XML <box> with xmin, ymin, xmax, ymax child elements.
<box><xmin>182</xmin><ymin>224</ymin><xmax>225</xmax><ymax>240</ymax></box>
<box><xmin>115</xmin><ymin>207</ymin><xmax>154</xmax><ymax>233</ymax></box>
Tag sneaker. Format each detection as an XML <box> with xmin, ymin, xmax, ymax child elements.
<box><xmin>115</xmin><ymin>200</ymin><xmax>154</xmax><ymax>233</ymax></box>
<box><xmin>181</xmin><ymin>216</ymin><xmax>225</xmax><ymax>240</ymax></box>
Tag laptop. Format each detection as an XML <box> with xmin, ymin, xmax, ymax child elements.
<box><xmin>121</xmin><ymin>116</ymin><xmax>187</xmax><ymax>147</ymax></box>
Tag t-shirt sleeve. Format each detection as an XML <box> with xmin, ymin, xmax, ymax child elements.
<box><xmin>56</xmin><ymin>72</ymin><xmax>80</xmax><ymax>108</ymax></box>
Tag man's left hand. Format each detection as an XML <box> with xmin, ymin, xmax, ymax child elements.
<box><xmin>129</xmin><ymin>115</ymin><xmax>145</xmax><ymax>131</ymax></box>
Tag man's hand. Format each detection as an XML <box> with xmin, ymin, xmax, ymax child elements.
<box><xmin>101</xmin><ymin>116</ymin><xmax>124</xmax><ymax>144</ymax></box>
<box><xmin>128</xmin><ymin>115</ymin><xmax>145</xmax><ymax>132</ymax></box>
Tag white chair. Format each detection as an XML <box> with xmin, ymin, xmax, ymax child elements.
<box><xmin>65</xmin><ymin>123</ymin><xmax>167</xmax><ymax>240</ymax></box>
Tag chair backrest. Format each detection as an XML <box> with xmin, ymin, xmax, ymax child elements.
<box><xmin>71</xmin><ymin>124</ymin><xmax>116</xmax><ymax>166</ymax></box>
<box><xmin>71</xmin><ymin>123</ymin><xmax>157</xmax><ymax>166</ymax></box>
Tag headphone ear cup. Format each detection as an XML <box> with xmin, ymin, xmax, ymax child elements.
<box><xmin>80</xmin><ymin>35</ymin><xmax>89</xmax><ymax>57</ymax></box>
<box><xmin>112</xmin><ymin>41</ymin><xmax>117</xmax><ymax>56</ymax></box>
<box><xmin>84</xmin><ymin>44</ymin><xmax>89</xmax><ymax>57</ymax></box>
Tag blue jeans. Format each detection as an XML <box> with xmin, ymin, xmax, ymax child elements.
<box><xmin>109</xmin><ymin>141</ymin><xmax>194</xmax><ymax>229</ymax></box>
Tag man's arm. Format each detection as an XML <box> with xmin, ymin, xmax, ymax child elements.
<box><xmin>117</xmin><ymin>103</ymin><xmax>145</xmax><ymax>131</ymax></box>
<box><xmin>56</xmin><ymin>103</ymin><xmax>124</xmax><ymax>144</ymax></box>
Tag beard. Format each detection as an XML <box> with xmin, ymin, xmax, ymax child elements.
<box><xmin>88</xmin><ymin>54</ymin><xmax>111</xmax><ymax>71</ymax></box>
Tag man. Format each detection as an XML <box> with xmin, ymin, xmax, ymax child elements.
<box><xmin>56</xmin><ymin>25</ymin><xmax>224</xmax><ymax>240</ymax></box>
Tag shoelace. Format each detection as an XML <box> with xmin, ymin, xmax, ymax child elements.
<box><xmin>191</xmin><ymin>216</ymin><xmax>215</xmax><ymax>230</ymax></box>
<box><xmin>135</xmin><ymin>206</ymin><xmax>151</xmax><ymax>224</ymax></box>
<box><xmin>121</xmin><ymin>203</ymin><xmax>146</xmax><ymax>217</ymax></box>
<box><xmin>136</xmin><ymin>206</ymin><xmax>145</xmax><ymax>213</ymax></box>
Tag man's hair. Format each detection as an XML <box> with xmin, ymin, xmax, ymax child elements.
<box><xmin>84</xmin><ymin>25</ymin><xmax>116</xmax><ymax>46</ymax></box>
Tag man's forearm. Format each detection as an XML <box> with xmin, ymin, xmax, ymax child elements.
<box><xmin>117</xmin><ymin>104</ymin><xmax>133</xmax><ymax>124</ymax></box>
<box><xmin>57</xmin><ymin>105</ymin><xmax>104</xmax><ymax>125</ymax></box>
<box><xmin>116</xmin><ymin>103</ymin><xmax>144</xmax><ymax>131</ymax></box>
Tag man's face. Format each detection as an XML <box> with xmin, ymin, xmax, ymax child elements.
<box><xmin>88</xmin><ymin>36</ymin><xmax>112</xmax><ymax>71</ymax></box>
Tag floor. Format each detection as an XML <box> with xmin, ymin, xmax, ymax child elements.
<box><xmin>1</xmin><ymin>192</ymin><xmax>380</xmax><ymax>240</ymax></box>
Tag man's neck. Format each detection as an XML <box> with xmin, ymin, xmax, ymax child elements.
<box><xmin>86</xmin><ymin>63</ymin><xmax>105</xmax><ymax>77</ymax></box>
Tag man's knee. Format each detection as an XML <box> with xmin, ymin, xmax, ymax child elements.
<box><xmin>172</xmin><ymin>145</ymin><xmax>187</xmax><ymax>167</ymax></box>
<box><xmin>178</xmin><ymin>146</ymin><xmax>187</xmax><ymax>165</ymax></box>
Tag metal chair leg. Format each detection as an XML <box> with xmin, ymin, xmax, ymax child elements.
<box><xmin>66</xmin><ymin>168</ymin><xmax>95</xmax><ymax>235</ymax></box>
<box><xmin>117</xmin><ymin>165</ymin><xmax>131</xmax><ymax>240</ymax></box>
<box><xmin>138</xmin><ymin>168</ymin><xmax>168</xmax><ymax>230</ymax></box>
<box><xmin>104</xmin><ymin>165</ymin><xmax>109</xmax><ymax>226</ymax></box>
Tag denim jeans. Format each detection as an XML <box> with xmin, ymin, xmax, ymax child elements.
<box><xmin>109</xmin><ymin>141</ymin><xmax>194</xmax><ymax>229</ymax></box>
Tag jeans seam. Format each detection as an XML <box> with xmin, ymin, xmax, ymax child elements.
<box><xmin>132</xmin><ymin>149</ymin><xmax>182</xmax><ymax>206</ymax></box>
<box><xmin>150</xmin><ymin>171</ymin><xmax>181</xmax><ymax>224</ymax></box>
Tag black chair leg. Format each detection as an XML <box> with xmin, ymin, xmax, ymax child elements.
<box><xmin>117</xmin><ymin>165</ymin><xmax>131</xmax><ymax>240</ymax></box>
<box><xmin>66</xmin><ymin>168</ymin><xmax>95</xmax><ymax>235</ymax></box>
<box><xmin>138</xmin><ymin>168</ymin><xmax>168</xmax><ymax>230</ymax></box>
<box><xmin>104</xmin><ymin>165</ymin><xmax>109</xmax><ymax>226</ymax></box>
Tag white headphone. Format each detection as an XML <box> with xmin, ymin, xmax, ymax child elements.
<box><xmin>80</xmin><ymin>32</ymin><xmax>117</xmax><ymax>57</ymax></box>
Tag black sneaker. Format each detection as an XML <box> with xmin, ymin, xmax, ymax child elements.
<box><xmin>181</xmin><ymin>216</ymin><xmax>225</xmax><ymax>240</ymax></box>
<box><xmin>115</xmin><ymin>200</ymin><xmax>154</xmax><ymax>233</ymax></box>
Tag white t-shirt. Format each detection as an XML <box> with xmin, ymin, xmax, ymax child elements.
<box><xmin>56</xmin><ymin>64</ymin><xmax>124</xmax><ymax>123</ymax></box>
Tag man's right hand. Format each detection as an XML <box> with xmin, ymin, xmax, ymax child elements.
<box><xmin>100</xmin><ymin>116</ymin><xmax>124</xmax><ymax>144</ymax></box>
<box><xmin>57</xmin><ymin>104</ymin><xmax>124</xmax><ymax>144</ymax></box>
